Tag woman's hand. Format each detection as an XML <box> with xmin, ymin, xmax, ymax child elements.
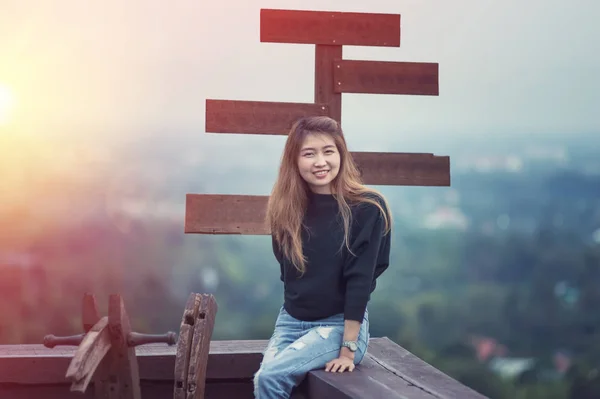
<box><xmin>325</xmin><ymin>353</ymin><xmax>355</xmax><ymax>373</ymax></box>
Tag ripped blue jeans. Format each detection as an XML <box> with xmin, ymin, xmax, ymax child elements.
<box><xmin>253</xmin><ymin>306</ymin><xmax>370</xmax><ymax>399</ymax></box>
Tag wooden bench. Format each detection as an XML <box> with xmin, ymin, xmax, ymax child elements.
<box><xmin>0</xmin><ymin>337</ymin><xmax>487</xmax><ymax>399</ymax></box>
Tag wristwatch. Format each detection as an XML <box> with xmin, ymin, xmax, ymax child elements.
<box><xmin>341</xmin><ymin>340</ymin><xmax>358</xmax><ymax>352</ymax></box>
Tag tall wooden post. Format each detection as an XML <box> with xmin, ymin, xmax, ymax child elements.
<box><xmin>315</xmin><ymin>45</ymin><xmax>342</xmax><ymax>123</ymax></box>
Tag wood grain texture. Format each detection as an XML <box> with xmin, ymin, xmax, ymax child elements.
<box><xmin>260</xmin><ymin>9</ymin><xmax>400</xmax><ymax>47</ymax></box>
<box><xmin>107</xmin><ymin>294</ymin><xmax>142</xmax><ymax>399</ymax></box>
<box><xmin>81</xmin><ymin>293</ymin><xmax>112</xmax><ymax>398</ymax></box>
<box><xmin>334</xmin><ymin>60</ymin><xmax>439</xmax><ymax>96</ymax></box>
<box><xmin>186</xmin><ymin>294</ymin><xmax>217</xmax><ymax>399</ymax></box>
<box><xmin>0</xmin><ymin>340</ymin><xmax>268</xmax><ymax>384</ymax></box>
<box><xmin>315</xmin><ymin>45</ymin><xmax>342</xmax><ymax>123</ymax></box>
<box><xmin>353</xmin><ymin>152</ymin><xmax>450</xmax><ymax>186</ymax></box>
<box><xmin>306</xmin><ymin>355</ymin><xmax>436</xmax><ymax>399</ymax></box>
<box><xmin>185</xmin><ymin>194</ymin><xmax>270</xmax><ymax>235</ymax></box>
<box><xmin>367</xmin><ymin>337</ymin><xmax>488</xmax><ymax>399</ymax></box>
<box><xmin>0</xmin><ymin>338</ymin><xmax>480</xmax><ymax>399</ymax></box>
<box><xmin>65</xmin><ymin>317</ymin><xmax>111</xmax><ymax>390</ymax></box>
<box><xmin>174</xmin><ymin>293</ymin><xmax>201</xmax><ymax>399</ymax></box>
<box><xmin>205</xmin><ymin>100</ymin><xmax>328</xmax><ymax>135</ymax></box>
<box><xmin>0</xmin><ymin>381</ymin><xmax>254</xmax><ymax>399</ymax></box>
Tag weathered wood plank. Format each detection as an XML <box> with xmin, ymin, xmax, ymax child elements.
<box><xmin>260</xmin><ymin>9</ymin><xmax>400</xmax><ymax>47</ymax></box>
<box><xmin>80</xmin><ymin>293</ymin><xmax>113</xmax><ymax>398</ymax></box>
<box><xmin>0</xmin><ymin>338</ymin><xmax>483</xmax><ymax>399</ymax></box>
<box><xmin>353</xmin><ymin>152</ymin><xmax>450</xmax><ymax>186</ymax></box>
<box><xmin>65</xmin><ymin>317</ymin><xmax>111</xmax><ymax>391</ymax></box>
<box><xmin>315</xmin><ymin>45</ymin><xmax>342</xmax><ymax>123</ymax></box>
<box><xmin>367</xmin><ymin>337</ymin><xmax>488</xmax><ymax>399</ymax></box>
<box><xmin>0</xmin><ymin>340</ymin><xmax>268</xmax><ymax>384</ymax></box>
<box><xmin>174</xmin><ymin>293</ymin><xmax>201</xmax><ymax>399</ymax></box>
<box><xmin>186</xmin><ymin>294</ymin><xmax>218</xmax><ymax>399</ymax></box>
<box><xmin>1</xmin><ymin>358</ymin><xmax>421</xmax><ymax>399</ymax></box>
<box><xmin>185</xmin><ymin>194</ymin><xmax>268</xmax><ymax>235</ymax></box>
<box><xmin>0</xmin><ymin>381</ymin><xmax>254</xmax><ymax>399</ymax></box>
<box><xmin>205</xmin><ymin>100</ymin><xmax>329</xmax><ymax>135</ymax></box>
<box><xmin>107</xmin><ymin>294</ymin><xmax>142</xmax><ymax>399</ymax></box>
<box><xmin>306</xmin><ymin>354</ymin><xmax>436</xmax><ymax>399</ymax></box>
<box><xmin>334</xmin><ymin>60</ymin><xmax>439</xmax><ymax>96</ymax></box>
<box><xmin>0</xmin><ymin>385</ymin><xmax>95</xmax><ymax>399</ymax></box>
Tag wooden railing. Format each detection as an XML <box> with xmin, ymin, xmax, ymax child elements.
<box><xmin>0</xmin><ymin>337</ymin><xmax>488</xmax><ymax>399</ymax></box>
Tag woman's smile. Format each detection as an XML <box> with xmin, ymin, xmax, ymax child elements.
<box><xmin>313</xmin><ymin>170</ymin><xmax>329</xmax><ymax>179</ymax></box>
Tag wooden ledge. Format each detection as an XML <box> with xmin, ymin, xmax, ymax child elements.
<box><xmin>0</xmin><ymin>337</ymin><xmax>487</xmax><ymax>399</ymax></box>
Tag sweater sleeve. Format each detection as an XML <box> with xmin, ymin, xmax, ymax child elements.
<box><xmin>272</xmin><ymin>235</ymin><xmax>284</xmax><ymax>282</ymax></box>
<box><xmin>343</xmin><ymin>202</ymin><xmax>386</xmax><ymax>322</ymax></box>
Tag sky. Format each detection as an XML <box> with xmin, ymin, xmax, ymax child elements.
<box><xmin>0</xmin><ymin>0</ymin><xmax>599</xmax><ymax>147</ymax></box>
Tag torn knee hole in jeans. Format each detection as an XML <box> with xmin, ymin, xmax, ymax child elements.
<box><xmin>316</xmin><ymin>326</ymin><xmax>334</xmax><ymax>339</ymax></box>
<box><xmin>290</xmin><ymin>341</ymin><xmax>306</xmax><ymax>350</ymax></box>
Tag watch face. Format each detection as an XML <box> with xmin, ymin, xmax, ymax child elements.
<box><xmin>344</xmin><ymin>341</ymin><xmax>358</xmax><ymax>351</ymax></box>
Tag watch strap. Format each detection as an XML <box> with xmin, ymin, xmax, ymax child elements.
<box><xmin>342</xmin><ymin>340</ymin><xmax>358</xmax><ymax>351</ymax></box>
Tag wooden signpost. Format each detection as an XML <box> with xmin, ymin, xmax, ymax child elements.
<box><xmin>187</xmin><ymin>8</ymin><xmax>450</xmax><ymax>235</ymax></box>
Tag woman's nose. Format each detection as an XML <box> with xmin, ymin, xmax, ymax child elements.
<box><xmin>314</xmin><ymin>155</ymin><xmax>326</xmax><ymax>166</ymax></box>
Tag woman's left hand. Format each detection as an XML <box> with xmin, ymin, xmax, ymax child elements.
<box><xmin>325</xmin><ymin>354</ymin><xmax>355</xmax><ymax>372</ymax></box>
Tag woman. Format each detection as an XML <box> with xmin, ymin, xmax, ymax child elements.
<box><xmin>253</xmin><ymin>116</ymin><xmax>392</xmax><ymax>398</ymax></box>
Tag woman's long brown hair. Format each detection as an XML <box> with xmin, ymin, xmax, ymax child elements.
<box><xmin>265</xmin><ymin>116</ymin><xmax>392</xmax><ymax>275</ymax></box>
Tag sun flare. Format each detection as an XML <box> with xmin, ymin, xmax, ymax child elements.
<box><xmin>0</xmin><ymin>84</ymin><xmax>16</xmax><ymax>126</ymax></box>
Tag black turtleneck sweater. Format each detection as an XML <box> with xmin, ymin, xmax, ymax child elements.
<box><xmin>272</xmin><ymin>192</ymin><xmax>391</xmax><ymax>322</ymax></box>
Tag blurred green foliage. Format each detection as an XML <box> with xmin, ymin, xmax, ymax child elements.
<box><xmin>1</xmin><ymin>165</ymin><xmax>599</xmax><ymax>399</ymax></box>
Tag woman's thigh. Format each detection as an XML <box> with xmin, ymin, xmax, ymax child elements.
<box><xmin>261</xmin><ymin>327</ymin><xmax>300</xmax><ymax>364</ymax></box>
<box><xmin>260</xmin><ymin>308</ymin><xmax>305</xmax><ymax>364</ymax></box>
<box><xmin>260</xmin><ymin>308</ymin><xmax>370</xmax><ymax>370</ymax></box>
<box><xmin>261</xmin><ymin>325</ymin><xmax>345</xmax><ymax>377</ymax></box>
<box><xmin>262</xmin><ymin>321</ymin><xmax>368</xmax><ymax>376</ymax></box>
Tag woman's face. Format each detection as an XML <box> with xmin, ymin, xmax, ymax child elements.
<box><xmin>297</xmin><ymin>133</ymin><xmax>341</xmax><ymax>194</ymax></box>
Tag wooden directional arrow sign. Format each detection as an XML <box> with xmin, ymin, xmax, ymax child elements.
<box><xmin>334</xmin><ymin>60</ymin><xmax>439</xmax><ymax>96</ymax></box>
<box><xmin>206</xmin><ymin>100</ymin><xmax>329</xmax><ymax>135</ymax></box>
<box><xmin>260</xmin><ymin>9</ymin><xmax>401</xmax><ymax>47</ymax></box>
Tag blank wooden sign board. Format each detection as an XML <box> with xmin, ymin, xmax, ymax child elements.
<box><xmin>186</xmin><ymin>8</ymin><xmax>450</xmax><ymax>235</ymax></box>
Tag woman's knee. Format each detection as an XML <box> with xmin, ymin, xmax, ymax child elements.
<box><xmin>253</xmin><ymin>363</ymin><xmax>290</xmax><ymax>397</ymax></box>
<box><xmin>353</xmin><ymin>344</ymin><xmax>368</xmax><ymax>365</ymax></box>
